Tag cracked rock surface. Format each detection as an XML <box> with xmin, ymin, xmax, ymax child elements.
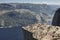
<box><xmin>23</xmin><ymin>23</ymin><xmax>60</xmax><ymax>40</ymax></box>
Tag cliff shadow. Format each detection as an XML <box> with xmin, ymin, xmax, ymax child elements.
<box><xmin>23</xmin><ymin>28</ymin><xmax>37</xmax><ymax>40</ymax></box>
<box><xmin>52</xmin><ymin>8</ymin><xmax>60</xmax><ymax>26</ymax></box>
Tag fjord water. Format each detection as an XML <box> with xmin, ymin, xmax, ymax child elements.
<box><xmin>0</xmin><ymin>27</ymin><xmax>25</xmax><ymax>40</ymax></box>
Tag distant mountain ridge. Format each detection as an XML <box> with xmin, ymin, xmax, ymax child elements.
<box><xmin>0</xmin><ymin>3</ymin><xmax>15</xmax><ymax>10</ymax></box>
<box><xmin>0</xmin><ymin>3</ymin><xmax>60</xmax><ymax>15</ymax></box>
<box><xmin>0</xmin><ymin>3</ymin><xmax>60</xmax><ymax>27</ymax></box>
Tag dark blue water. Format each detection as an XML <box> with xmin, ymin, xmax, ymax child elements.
<box><xmin>0</xmin><ymin>27</ymin><xmax>25</xmax><ymax>40</ymax></box>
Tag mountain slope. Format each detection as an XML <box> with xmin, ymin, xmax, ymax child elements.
<box><xmin>0</xmin><ymin>3</ymin><xmax>15</xmax><ymax>10</ymax></box>
<box><xmin>0</xmin><ymin>10</ymin><xmax>38</xmax><ymax>27</ymax></box>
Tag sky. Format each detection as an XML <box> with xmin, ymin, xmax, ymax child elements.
<box><xmin>0</xmin><ymin>0</ymin><xmax>60</xmax><ymax>5</ymax></box>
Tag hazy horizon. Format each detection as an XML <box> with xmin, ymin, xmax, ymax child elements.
<box><xmin>0</xmin><ymin>0</ymin><xmax>60</xmax><ymax>5</ymax></box>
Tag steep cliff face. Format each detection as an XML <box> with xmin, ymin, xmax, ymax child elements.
<box><xmin>23</xmin><ymin>23</ymin><xmax>60</xmax><ymax>40</ymax></box>
<box><xmin>52</xmin><ymin>8</ymin><xmax>60</xmax><ymax>26</ymax></box>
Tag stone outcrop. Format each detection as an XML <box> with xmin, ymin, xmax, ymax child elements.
<box><xmin>23</xmin><ymin>23</ymin><xmax>60</xmax><ymax>40</ymax></box>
